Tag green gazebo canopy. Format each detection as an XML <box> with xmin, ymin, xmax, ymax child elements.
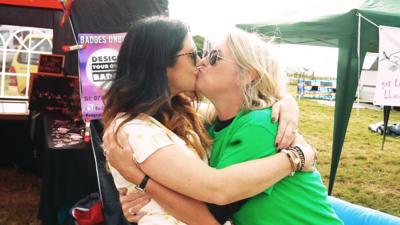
<box><xmin>237</xmin><ymin>0</ymin><xmax>400</xmax><ymax>194</ymax></box>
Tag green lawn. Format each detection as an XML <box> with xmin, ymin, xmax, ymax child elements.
<box><xmin>292</xmin><ymin>85</ymin><xmax>400</xmax><ymax>216</ymax></box>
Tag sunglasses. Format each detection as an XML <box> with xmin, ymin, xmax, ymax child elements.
<box><xmin>175</xmin><ymin>49</ymin><xmax>230</xmax><ymax>66</ymax></box>
<box><xmin>176</xmin><ymin>51</ymin><xmax>198</xmax><ymax>66</ymax></box>
<box><xmin>201</xmin><ymin>49</ymin><xmax>227</xmax><ymax>65</ymax></box>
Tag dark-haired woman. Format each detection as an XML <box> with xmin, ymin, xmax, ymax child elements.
<box><xmin>103</xmin><ymin>17</ymin><xmax>315</xmax><ymax>225</ymax></box>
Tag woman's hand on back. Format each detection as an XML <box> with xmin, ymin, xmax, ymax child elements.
<box><xmin>119</xmin><ymin>187</ymin><xmax>150</xmax><ymax>223</ymax></box>
<box><xmin>271</xmin><ymin>94</ymin><xmax>299</xmax><ymax>149</ymax></box>
<box><xmin>103</xmin><ymin>126</ymin><xmax>145</xmax><ymax>183</ymax></box>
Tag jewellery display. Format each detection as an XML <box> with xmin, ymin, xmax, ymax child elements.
<box><xmin>50</xmin><ymin>119</ymin><xmax>85</xmax><ymax>149</ymax></box>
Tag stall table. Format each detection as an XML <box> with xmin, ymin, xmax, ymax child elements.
<box><xmin>37</xmin><ymin>113</ymin><xmax>98</xmax><ymax>225</ymax></box>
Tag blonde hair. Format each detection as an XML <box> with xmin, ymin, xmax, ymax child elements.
<box><xmin>225</xmin><ymin>28</ymin><xmax>286</xmax><ymax>110</ymax></box>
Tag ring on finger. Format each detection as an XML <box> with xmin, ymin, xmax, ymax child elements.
<box><xmin>128</xmin><ymin>207</ymin><xmax>136</xmax><ymax>216</ymax></box>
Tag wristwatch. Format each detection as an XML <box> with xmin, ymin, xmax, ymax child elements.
<box><xmin>135</xmin><ymin>175</ymin><xmax>150</xmax><ymax>192</ymax></box>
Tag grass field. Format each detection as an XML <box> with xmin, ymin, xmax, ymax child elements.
<box><xmin>292</xmin><ymin>85</ymin><xmax>400</xmax><ymax>216</ymax></box>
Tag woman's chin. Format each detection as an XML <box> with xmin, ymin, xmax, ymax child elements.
<box><xmin>194</xmin><ymin>85</ymin><xmax>208</xmax><ymax>98</ymax></box>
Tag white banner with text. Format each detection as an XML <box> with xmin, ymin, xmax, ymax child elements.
<box><xmin>373</xmin><ymin>26</ymin><xmax>400</xmax><ymax>106</ymax></box>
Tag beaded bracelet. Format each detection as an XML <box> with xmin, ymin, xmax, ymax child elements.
<box><xmin>279</xmin><ymin>149</ymin><xmax>299</xmax><ymax>176</ymax></box>
<box><xmin>285</xmin><ymin>146</ymin><xmax>305</xmax><ymax>171</ymax></box>
<box><xmin>292</xmin><ymin>146</ymin><xmax>305</xmax><ymax>171</ymax></box>
<box><xmin>288</xmin><ymin>148</ymin><xmax>302</xmax><ymax>171</ymax></box>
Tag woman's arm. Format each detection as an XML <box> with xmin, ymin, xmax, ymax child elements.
<box><xmin>107</xmin><ymin>129</ymin><xmax>315</xmax><ymax>206</ymax></box>
<box><xmin>198</xmin><ymin>94</ymin><xmax>300</xmax><ymax>149</ymax></box>
<box><xmin>108</xmin><ymin>143</ymin><xmax>293</xmax><ymax>205</ymax></box>
<box><xmin>107</xmin><ymin>132</ymin><xmax>314</xmax><ymax>223</ymax></box>
<box><xmin>135</xmin><ymin>178</ymin><xmax>220</xmax><ymax>225</ymax></box>
<box><xmin>103</xmin><ymin>127</ymin><xmax>220</xmax><ymax>225</ymax></box>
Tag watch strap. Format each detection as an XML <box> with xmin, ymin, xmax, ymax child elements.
<box><xmin>135</xmin><ymin>175</ymin><xmax>150</xmax><ymax>192</ymax></box>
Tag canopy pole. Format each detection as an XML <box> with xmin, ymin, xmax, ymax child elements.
<box><xmin>68</xmin><ymin>17</ymin><xmax>78</xmax><ymax>45</ymax></box>
<box><xmin>354</xmin><ymin>13</ymin><xmax>392</xmax><ymax>152</ymax></box>
<box><xmin>381</xmin><ymin>106</ymin><xmax>391</xmax><ymax>150</ymax></box>
<box><xmin>356</xmin><ymin>13</ymin><xmax>379</xmax><ymax>28</ymax></box>
<box><xmin>356</xmin><ymin>13</ymin><xmax>361</xmax><ymax>112</ymax></box>
<box><xmin>354</xmin><ymin>13</ymin><xmax>379</xmax><ymax>110</ymax></box>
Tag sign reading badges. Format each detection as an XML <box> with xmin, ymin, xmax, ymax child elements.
<box><xmin>78</xmin><ymin>33</ymin><xmax>126</xmax><ymax>120</ymax></box>
<box><xmin>86</xmin><ymin>49</ymin><xmax>118</xmax><ymax>87</ymax></box>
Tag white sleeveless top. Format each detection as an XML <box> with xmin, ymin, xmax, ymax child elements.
<box><xmin>107</xmin><ymin>113</ymin><xmax>203</xmax><ymax>225</ymax></box>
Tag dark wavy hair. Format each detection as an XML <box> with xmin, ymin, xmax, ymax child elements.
<box><xmin>103</xmin><ymin>17</ymin><xmax>211</xmax><ymax>158</ymax></box>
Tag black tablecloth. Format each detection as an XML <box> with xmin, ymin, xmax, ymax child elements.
<box><xmin>37</xmin><ymin>113</ymin><xmax>98</xmax><ymax>225</ymax></box>
<box><xmin>0</xmin><ymin>119</ymin><xmax>33</xmax><ymax>168</ymax></box>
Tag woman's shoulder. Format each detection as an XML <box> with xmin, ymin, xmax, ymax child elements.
<box><xmin>236</xmin><ymin>108</ymin><xmax>273</xmax><ymax>127</ymax></box>
<box><xmin>114</xmin><ymin>113</ymin><xmax>167</xmax><ymax>133</ymax></box>
<box><xmin>115</xmin><ymin>113</ymin><xmax>158</xmax><ymax>126</ymax></box>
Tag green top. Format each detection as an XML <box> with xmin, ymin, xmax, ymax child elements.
<box><xmin>209</xmin><ymin>108</ymin><xmax>343</xmax><ymax>225</ymax></box>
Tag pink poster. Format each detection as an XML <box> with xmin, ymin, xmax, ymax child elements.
<box><xmin>78</xmin><ymin>33</ymin><xmax>126</xmax><ymax>120</ymax></box>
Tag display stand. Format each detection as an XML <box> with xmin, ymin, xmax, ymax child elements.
<box><xmin>29</xmin><ymin>73</ymin><xmax>98</xmax><ymax>225</ymax></box>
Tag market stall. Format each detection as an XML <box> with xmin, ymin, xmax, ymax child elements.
<box><xmin>0</xmin><ymin>0</ymin><xmax>168</xmax><ymax>224</ymax></box>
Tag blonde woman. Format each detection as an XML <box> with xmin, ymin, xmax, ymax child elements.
<box><xmin>193</xmin><ymin>28</ymin><xmax>343</xmax><ymax>225</ymax></box>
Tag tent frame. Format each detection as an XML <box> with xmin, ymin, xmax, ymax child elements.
<box><xmin>238</xmin><ymin>3</ymin><xmax>400</xmax><ymax>194</ymax></box>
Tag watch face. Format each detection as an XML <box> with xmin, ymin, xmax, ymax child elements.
<box><xmin>134</xmin><ymin>186</ymin><xmax>145</xmax><ymax>193</ymax></box>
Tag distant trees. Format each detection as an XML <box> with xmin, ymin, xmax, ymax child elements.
<box><xmin>286</xmin><ymin>67</ymin><xmax>335</xmax><ymax>81</ymax></box>
<box><xmin>193</xmin><ymin>35</ymin><xmax>204</xmax><ymax>51</ymax></box>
